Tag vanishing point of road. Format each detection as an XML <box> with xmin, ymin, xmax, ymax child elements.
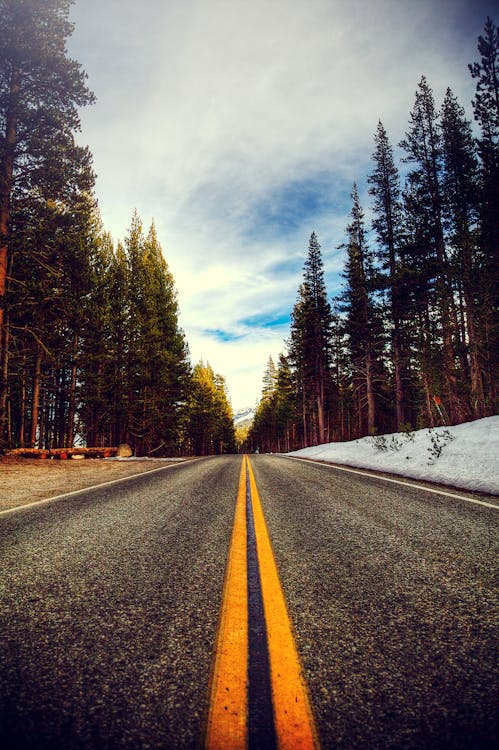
<box><xmin>0</xmin><ymin>454</ymin><xmax>497</xmax><ymax>749</ymax></box>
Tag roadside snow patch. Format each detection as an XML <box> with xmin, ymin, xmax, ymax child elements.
<box><xmin>287</xmin><ymin>416</ymin><xmax>499</xmax><ymax>495</ymax></box>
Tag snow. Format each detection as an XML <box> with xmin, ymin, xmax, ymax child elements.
<box><xmin>286</xmin><ymin>416</ymin><xmax>499</xmax><ymax>496</ymax></box>
<box><xmin>234</xmin><ymin>407</ymin><xmax>256</xmax><ymax>425</ymax></box>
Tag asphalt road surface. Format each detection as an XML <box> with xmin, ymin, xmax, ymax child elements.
<box><xmin>0</xmin><ymin>454</ymin><xmax>497</xmax><ymax>749</ymax></box>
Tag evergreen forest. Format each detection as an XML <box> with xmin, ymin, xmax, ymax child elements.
<box><xmin>0</xmin><ymin>2</ymin><xmax>497</xmax><ymax>457</ymax></box>
<box><xmin>247</xmin><ymin>18</ymin><xmax>498</xmax><ymax>453</ymax></box>
<box><xmin>0</xmin><ymin>0</ymin><xmax>235</xmax><ymax>455</ymax></box>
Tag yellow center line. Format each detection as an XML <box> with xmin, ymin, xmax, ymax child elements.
<box><xmin>205</xmin><ymin>455</ymin><xmax>320</xmax><ymax>749</ymax></box>
<box><xmin>205</xmin><ymin>458</ymin><xmax>248</xmax><ymax>750</ymax></box>
<box><xmin>247</xmin><ymin>456</ymin><xmax>320</xmax><ymax>750</ymax></box>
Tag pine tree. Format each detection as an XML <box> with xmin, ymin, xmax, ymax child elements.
<box><xmin>213</xmin><ymin>372</ymin><xmax>236</xmax><ymax>454</ymax></box>
<box><xmin>274</xmin><ymin>353</ymin><xmax>298</xmax><ymax>451</ymax></box>
<box><xmin>0</xmin><ymin>0</ymin><xmax>95</xmax><ymax>443</ymax></box>
<box><xmin>399</xmin><ymin>76</ymin><xmax>465</xmax><ymax>423</ymax></box>
<box><xmin>246</xmin><ymin>353</ymin><xmax>299</xmax><ymax>454</ymax></box>
<box><xmin>0</xmin><ymin>0</ymin><xmax>95</xmax><ymax>336</ymax></box>
<box><xmin>261</xmin><ymin>355</ymin><xmax>278</xmax><ymax>401</ymax></box>
<box><xmin>4</xmin><ymin>178</ymin><xmax>97</xmax><ymax>447</ymax></box>
<box><xmin>78</xmin><ymin>230</ymin><xmax>118</xmax><ymax>447</ymax></box>
<box><xmin>257</xmin><ymin>357</ymin><xmax>278</xmax><ymax>449</ymax></box>
<box><xmin>440</xmin><ymin>87</ymin><xmax>487</xmax><ymax>417</ymax></box>
<box><xmin>187</xmin><ymin>362</ymin><xmax>235</xmax><ymax>455</ymax></box>
<box><xmin>469</xmin><ymin>16</ymin><xmax>499</xmax><ymax>412</ymax></box>
<box><xmin>289</xmin><ymin>232</ymin><xmax>334</xmax><ymax>445</ymax></box>
<box><xmin>107</xmin><ymin>241</ymin><xmax>130</xmax><ymax>445</ymax></box>
<box><xmin>399</xmin><ymin>171</ymin><xmax>443</xmax><ymax>427</ymax></box>
<box><xmin>368</xmin><ymin>121</ymin><xmax>409</xmax><ymax>427</ymax></box>
<box><xmin>79</xmin><ymin>214</ymin><xmax>191</xmax><ymax>454</ymax></box>
<box><xmin>328</xmin><ymin>302</ymin><xmax>353</xmax><ymax>440</ymax></box>
<box><xmin>187</xmin><ymin>363</ymin><xmax>215</xmax><ymax>455</ymax></box>
<box><xmin>341</xmin><ymin>185</ymin><xmax>383</xmax><ymax>436</ymax></box>
<box><xmin>125</xmin><ymin>215</ymin><xmax>191</xmax><ymax>455</ymax></box>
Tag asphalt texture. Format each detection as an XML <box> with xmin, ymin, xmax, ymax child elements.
<box><xmin>252</xmin><ymin>456</ymin><xmax>499</xmax><ymax>750</ymax></box>
<box><xmin>0</xmin><ymin>457</ymin><xmax>237</xmax><ymax>750</ymax></box>
<box><xmin>1</xmin><ymin>454</ymin><xmax>498</xmax><ymax>749</ymax></box>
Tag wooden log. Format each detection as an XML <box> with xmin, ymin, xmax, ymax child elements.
<box><xmin>5</xmin><ymin>447</ymin><xmax>118</xmax><ymax>459</ymax></box>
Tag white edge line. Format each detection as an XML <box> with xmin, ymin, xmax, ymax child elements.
<box><xmin>0</xmin><ymin>458</ymin><xmax>203</xmax><ymax>517</ymax></box>
<box><xmin>282</xmin><ymin>455</ymin><xmax>499</xmax><ymax>510</ymax></box>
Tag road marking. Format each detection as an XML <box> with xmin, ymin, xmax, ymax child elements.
<box><xmin>0</xmin><ymin>460</ymin><xmax>197</xmax><ymax>517</ymax></box>
<box><xmin>247</xmin><ymin>457</ymin><xmax>319</xmax><ymax>750</ymax></box>
<box><xmin>283</xmin><ymin>456</ymin><xmax>499</xmax><ymax>510</ymax></box>
<box><xmin>205</xmin><ymin>458</ymin><xmax>248</xmax><ymax>750</ymax></box>
<box><xmin>245</xmin><ymin>460</ymin><xmax>277</xmax><ymax>749</ymax></box>
<box><xmin>205</xmin><ymin>456</ymin><xmax>320</xmax><ymax>749</ymax></box>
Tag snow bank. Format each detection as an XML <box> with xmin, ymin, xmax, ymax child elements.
<box><xmin>286</xmin><ymin>416</ymin><xmax>499</xmax><ymax>495</ymax></box>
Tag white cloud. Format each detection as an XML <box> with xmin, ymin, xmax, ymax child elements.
<box><xmin>68</xmin><ymin>0</ymin><xmax>493</xmax><ymax>408</ymax></box>
<box><xmin>185</xmin><ymin>323</ymin><xmax>290</xmax><ymax>411</ymax></box>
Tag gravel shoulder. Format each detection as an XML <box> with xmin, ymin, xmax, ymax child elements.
<box><xmin>0</xmin><ymin>456</ymin><xmax>189</xmax><ymax>511</ymax></box>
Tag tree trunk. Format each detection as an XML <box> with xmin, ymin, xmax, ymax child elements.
<box><xmin>55</xmin><ymin>368</ymin><xmax>66</xmax><ymax>447</ymax></box>
<box><xmin>301</xmin><ymin>384</ymin><xmax>308</xmax><ymax>448</ymax></box>
<box><xmin>390</xmin><ymin>261</ymin><xmax>406</xmax><ymax>428</ymax></box>
<box><xmin>30</xmin><ymin>349</ymin><xmax>43</xmax><ymax>447</ymax></box>
<box><xmin>365</xmin><ymin>349</ymin><xmax>376</xmax><ymax>434</ymax></box>
<box><xmin>316</xmin><ymin>363</ymin><xmax>326</xmax><ymax>444</ymax></box>
<box><xmin>19</xmin><ymin>364</ymin><xmax>26</xmax><ymax>447</ymax></box>
<box><xmin>461</xmin><ymin>233</ymin><xmax>487</xmax><ymax>418</ymax></box>
<box><xmin>418</xmin><ymin>307</ymin><xmax>435</xmax><ymax>428</ymax></box>
<box><xmin>42</xmin><ymin>386</ymin><xmax>51</xmax><ymax>449</ymax></box>
<box><xmin>0</xmin><ymin>315</ymin><xmax>10</xmax><ymax>444</ymax></box>
<box><xmin>356</xmin><ymin>381</ymin><xmax>363</xmax><ymax>438</ymax></box>
<box><xmin>482</xmin><ymin>311</ymin><xmax>497</xmax><ymax>415</ymax></box>
<box><xmin>421</xmin><ymin>367</ymin><xmax>435</xmax><ymax>428</ymax></box>
<box><xmin>393</xmin><ymin>329</ymin><xmax>405</xmax><ymax>428</ymax></box>
<box><xmin>0</xmin><ymin>65</ymin><xmax>20</xmax><ymax>337</ymax></box>
<box><xmin>6</xmin><ymin>395</ymin><xmax>12</xmax><ymax>445</ymax></box>
<box><xmin>66</xmin><ymin>337</ymin><xmax>78</xmax><ymax>447</ymax></box>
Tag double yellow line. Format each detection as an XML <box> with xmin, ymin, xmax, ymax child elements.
<box><xmin>205</xmin><ymin>455</ymin><xmax>320</xmax><ymax>749</ymax></box>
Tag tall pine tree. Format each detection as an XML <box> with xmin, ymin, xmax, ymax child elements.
<box><xmin>0</xmin><ymin>0</ymin><xmax>95</xmax><ymax>442</ymax></box>
<box><xmin>289</xmin><ymin>232</ymin><xmax>334</xmax><ymax>445</ymax></box>
<box><xmin>368</xmin><ymin>121</ymin><xmax>409</xmax><ymax>427</ymax></box>
<box><xmin>125</xmin><ymin>215</ymin><xmax>191</xmax><ymax>455</ymax></box>
<box><xmin>399</xmin><ymin>76</ymin><xmax>466</xmax><ymax>423</ymax></box>
<box><xmin>469</xmin><ymin>17</ymin><xmax>499</xmax><ymax>413</ymax></box>
<box><xmin>0</xmin><ymin>0</ymin><xmax>95</xmax><ymax>334</ymax></box>
<box><xmin>187</xmin><ymin>362</ymin><xmax>235</xmax><ymax>455</ymax></box>
<box><xmin>341</xmin><ymin>185</ymin><xmax>383</xmax><ymax>436</ymax></box>
<box><xmin>440</xmin><ymin>87</ymin><xmax>486</xmax><ymax>417</ymax></box>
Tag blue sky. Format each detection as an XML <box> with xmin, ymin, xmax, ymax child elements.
<box><xmin>68</xmin><ymin>0</ymin><xmax>494</xmax><ymax>410</ymax></box>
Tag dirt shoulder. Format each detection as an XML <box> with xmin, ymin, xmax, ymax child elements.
<box><xmin>0</xmin><ymin>456</ymin><xmax>189</xmax><ymax>512</ymax></box>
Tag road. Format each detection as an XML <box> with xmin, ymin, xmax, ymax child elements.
<box><xmin>0</xmin><ymin>454</ymin><xmax>497</xmax><ymax>749</ymax></box>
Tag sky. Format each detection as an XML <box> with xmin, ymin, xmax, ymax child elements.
<box><xmin>67</xmin><ymin>0</ymin><xmax>495</xmax><ymax>411</ymax></box>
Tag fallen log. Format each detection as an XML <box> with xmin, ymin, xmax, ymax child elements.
<box><xmin>6</xmin><ymin>447</ymin><xmax>118</xmax><ymax>459</ymax></box>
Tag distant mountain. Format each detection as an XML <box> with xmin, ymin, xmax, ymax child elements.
<box><xmin>233</xmin><ymin>407</ymin><xmax>255</xmax><ymax>426</ymax></box>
